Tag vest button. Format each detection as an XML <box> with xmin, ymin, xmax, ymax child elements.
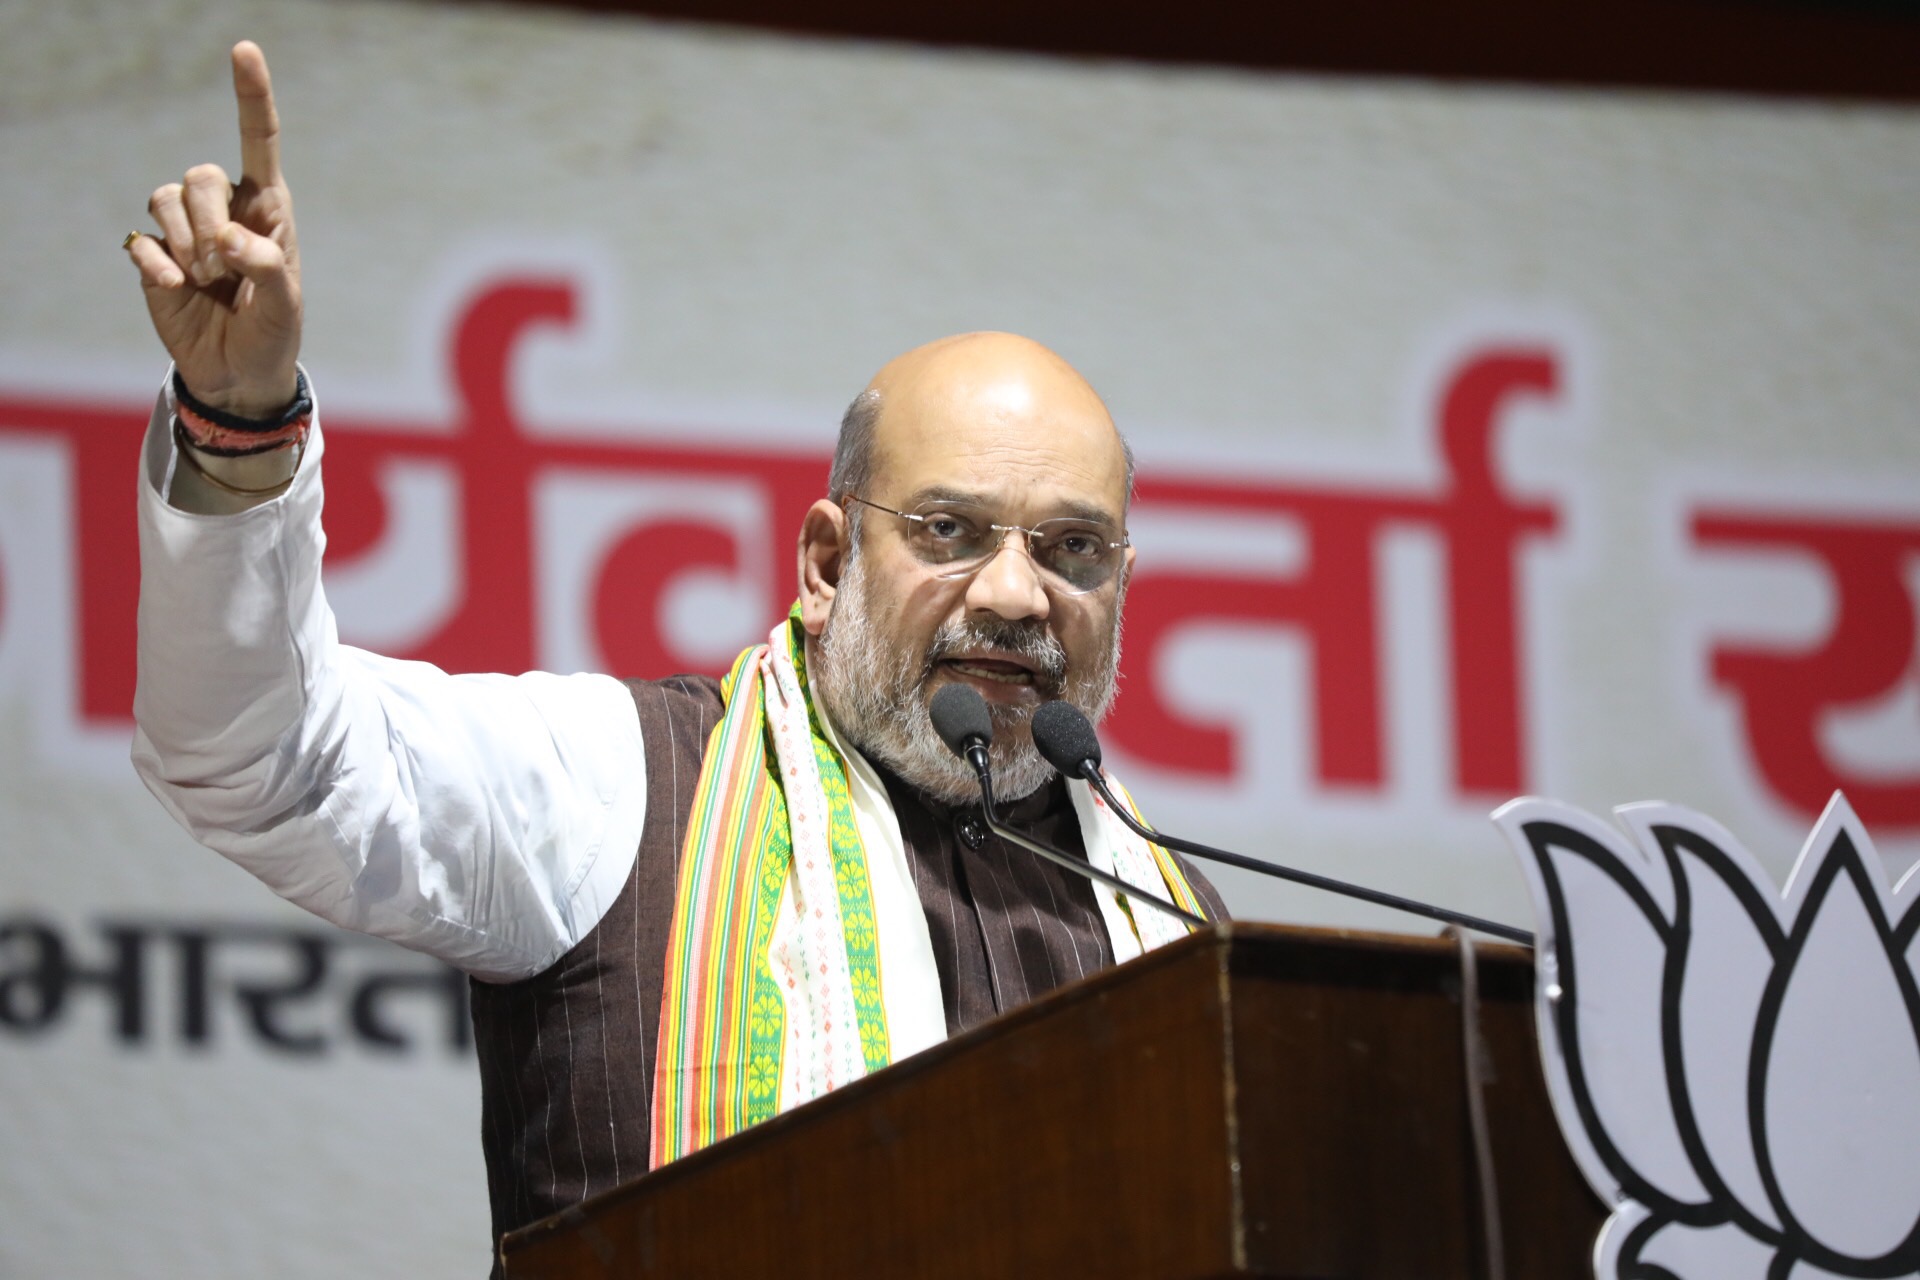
<box><xmin>955</xmin><ymin>813</ymin><xmax>988</xmax><ymax>850</ymax></box>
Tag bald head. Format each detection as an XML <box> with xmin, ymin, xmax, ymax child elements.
<box><xmin>803</xmin><ymin>333</ymin><xmax>1136</xmax><ymax>804</ymax></box>
<box><xmin>867</xmin><ymin>332</ymin><xmax>1108</xmax><ymax>419</ymax></box>
<box><xmin>828</xmin><ymin>332</ymin><xmax>1133</xmax><ymax>513</ymax></box>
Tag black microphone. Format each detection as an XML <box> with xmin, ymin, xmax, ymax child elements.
<box><xmin>1029</xmin><ymin>700</ymin><xmax>1533</xmax><ymax>947</ymax></box>
<box><xmin>929</xmin><ymin>683</ymin><xmax>995</xmax><ymax>775</ymax></box>
<box><xmin>928</xmin><ymin>685</ymin><xmax>1207</xmax><ymax>930</ymax></box>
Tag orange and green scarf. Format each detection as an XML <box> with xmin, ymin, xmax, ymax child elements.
<box><xmin>650</xmin><ymin>607</ymin><xmax>1205</xmax><ymax>1167</ymax></box>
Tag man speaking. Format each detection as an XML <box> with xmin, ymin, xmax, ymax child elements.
<box><xmin>124</xmin><ymin>41</ymin><xmax>1225</xmax><ymax>1255</ymax></box>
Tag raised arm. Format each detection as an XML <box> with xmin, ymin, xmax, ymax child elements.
<box><xmin>124</xmin><ymin>41</ymin><xmax>303</xmax><ymax>510</ymax></box>
<box><xmin>124</xmin><ymin>44</ymin><xmax>649</xmax><ymax>981</ymax></box>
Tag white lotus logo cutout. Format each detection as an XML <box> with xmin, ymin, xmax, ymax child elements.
<box><xmin>1495</xmin><ymin>794</ymin><xmax>1920</xmax><ymax>1280</ymax></box>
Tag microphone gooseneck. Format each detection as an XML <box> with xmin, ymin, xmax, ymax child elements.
<box><xmin>1029</xmin><ymin>700</ymin><xmax>1534</xmax><ymax>948</ymax></box>
<box><xmin>928</xmin><ymin>684</ymin><xmax>1207</xmax><ymax>930</ymax></box>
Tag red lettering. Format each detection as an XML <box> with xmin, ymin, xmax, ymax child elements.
<box><xmin>592</xmin><ymin>519</ymin><xmax>742</xmax><ymax>678</ymax></box>
<box><xmin>0</xmin><ymin>278</ymin><xmax>1564</xmax><ymax>811</ymax></box>
<box><xmin>1436</xmin><ymin>351</ymin><xmax>1560</xmax><ymax>795</ymax></box>
<box><xmin>1694</xmin><ymin>512</ymin><xmax>1920</xmax><ymax>827</ymax></box>
<box><xmin>1108</xmin><ymin>348</ymin><xmax>1560</xmax><ymax>796</ymax></box>
<box><xmin>0</xmin><ymin>394</ymin><xmax>145</xmax><ymax>722</ymax></box>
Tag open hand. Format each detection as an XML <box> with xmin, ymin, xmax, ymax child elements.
<box><xmin>125</xmin><ymin>41</ymin><xmax>301</xmax><ymax>419</ymax></box>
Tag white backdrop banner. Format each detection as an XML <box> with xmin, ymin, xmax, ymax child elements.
<box><xmin>3</xmin><ymin>1</ymin><xmax>1918</xmax><ymax>1275</ymax></box>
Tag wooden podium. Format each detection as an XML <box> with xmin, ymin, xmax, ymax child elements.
<box><xmin>502</xmin><ymin>923</ymin><xmax>1602</xmax><ymax>1278</ymax></box>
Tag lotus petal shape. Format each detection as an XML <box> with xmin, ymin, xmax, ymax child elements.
<box><xmin>1495</xmin><ymin>794</ymin><xmax>1920</xmax><ymax>1279</ymax></box>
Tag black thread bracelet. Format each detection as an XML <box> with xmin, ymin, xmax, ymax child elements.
<box><xmin>172</xmin><ymin>368</ymin><xmax>312</xmax><ymax>433</ymax></box>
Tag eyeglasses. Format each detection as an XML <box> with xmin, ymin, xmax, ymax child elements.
<box><xmin>841</xmin><ymin>494</ymin><xmax>1129</xmax><ymax>595</ymax></box>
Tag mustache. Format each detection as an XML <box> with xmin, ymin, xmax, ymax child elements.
<box><xmin>924</xmin><ymin>617</ymin><xmax>1068</xmax><ymax>698</ymax></box>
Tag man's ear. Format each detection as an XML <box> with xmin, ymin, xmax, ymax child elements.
<box><xmin>798</xmin><ymin>498</ymin><xmax>849</xmax><ymax>637</ymax></box>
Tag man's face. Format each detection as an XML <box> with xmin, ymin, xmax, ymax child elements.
<box><xmin>808</xmin><ymin>335</ymin><xmax>1134</xmax><ymax>804</ymax></box>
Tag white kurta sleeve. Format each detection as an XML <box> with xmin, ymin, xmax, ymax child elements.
<box><xmin>130</xmin><ymin>377</ymin><xmax>648</xmax><ymax>982</ymax></box>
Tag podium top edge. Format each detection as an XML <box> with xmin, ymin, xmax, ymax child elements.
<box><xmin>501</xmin><ymin>920</ymin><xmax>1537</xmax><ymax>1261</ymax></box>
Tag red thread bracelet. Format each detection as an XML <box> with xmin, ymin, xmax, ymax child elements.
<box><xmin>174</xmin><ymin>397</ymin><xmax>309</xmax><ymax>455</ymax></box>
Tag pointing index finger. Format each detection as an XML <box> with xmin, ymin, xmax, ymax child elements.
<box><xmin>231</xmin><ymin>40</ymin><xmax>282</xmax><ymax>188</ymax></box>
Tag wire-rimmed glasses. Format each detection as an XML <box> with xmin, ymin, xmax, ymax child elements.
<box><xmin>841</xmin><ymin>493</ymin><xmax>1129</xmax><ymax>595</ymax></box>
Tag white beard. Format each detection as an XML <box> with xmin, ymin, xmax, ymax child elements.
<box><xmin>811</xmin><ymin>545</ymin><xmax>1123</xmax><ymax>806</ymax></box>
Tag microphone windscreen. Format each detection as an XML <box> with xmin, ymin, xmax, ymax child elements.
<box><xmin>929</xmin><ymin>683</ymin><xmax>994</xmax><ymax>759</ymax></box>
<box><xmin>1031</xmin><ymin>700</ymin><xmax>1102</xmax><ymax>774</ymax></box>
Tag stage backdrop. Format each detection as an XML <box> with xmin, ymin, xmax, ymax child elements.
<box><xmin>4</xmin><ymin>1</ymin><xmax>1918</xmax><ymax>1275</ymax></box>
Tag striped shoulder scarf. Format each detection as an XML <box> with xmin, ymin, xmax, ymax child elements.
<box><xmin>650</xmin><ymin>608</ymin><xmax>1208</xmax><ymax>1166</ymax></box>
